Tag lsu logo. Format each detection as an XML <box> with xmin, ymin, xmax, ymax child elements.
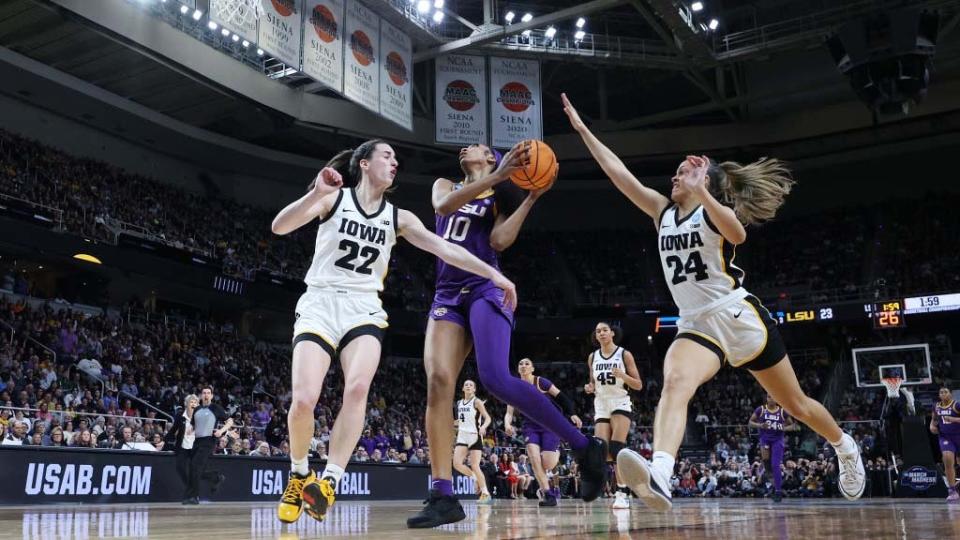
<box><xmin>433</xmin><ymin>307</ymin><xmax>448</xmax><ymax>317</ymax></box>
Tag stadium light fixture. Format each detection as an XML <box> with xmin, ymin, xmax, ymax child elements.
<box><xmin>708</xmin><ymin>18</ymin><xmax>718</xmax><ymax>30</ymax></box>
<box><xmin>433</xmin><ymin>0</ymin><xmax>443</xmax><ymax>8</ymax></box>
<box><xmin>242</xmin><ymin>40</ymin><xmax>250</xmax><ymax>47</ymax></box>
<box><xmin>575</xmin><ymin>17</ymin><xmax>586</xmax><ymax>28</ymax></box>
<box><xmin>545</xmin><ymin>26</ymin><xmax>556</xmax><ymax>39</ymax></box>
<box><xmin>416</xmin><ymin>0</ymin><xmax>430</xmax><ymax>14</ymax></box>
<box><xmin>232</xmin><ymin>33</ymin><xmax>240</xmax><ymax>42</ymax></box>
<box><xmin>691</xmin><ymin>2</ymin><xmax>703</xmax><ymax>12</ymax></box>
<box><xmin>221</xmin><ymin>28</ymin><xmax>230</xmax><ymax>36</ymax></box>
<box><xmin>521</xmin><ymin>13</ymin><xmax>533</xmax><ymax>23</ymax></box>
<box><xmin>505</xmin><ymin>11</ymin><xmax>515</xmax><ymax>23</ymax></box>
<box><xmin>192</xmin><ymin>9</ymin><xmax>202</xmax><ymax>20</ymax></box>
<box><xmin>574</xmin><ymin>29</ymin><xmax>586</xmax><ymax>41</ymax></box>
<box><xmin>432</xmin><ymin>10</ymin><xmax>444</xmax><ymax>23</ymax></box>
<box><xmin>180</xmin><ymin>5</ymin><xmax>188</xmax><ymax>14</ymax></box>
<box><xmin>208</xmin><ymin>21</ymin><xmax>218</xmax><ymax>30</ymax></box>
<box><xmin>256</xmin><ymin>48</ymin><xmax>264</xmax><ymax>56</ymax></box>
<box><xmin>521</xmin><ymin>29</ymin><xmax>531</xmax><ymax>37</ymax></box>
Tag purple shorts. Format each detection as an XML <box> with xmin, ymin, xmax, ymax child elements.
<box><xmin>523</xmin><ymin>425</ymin><xmax>560</xmax><ymax>453</ymax></box>
<box><xmin>939</xmin><ymin>432</ymin><xmax>960</xmax><ymax>454</ymax></box>
<box><xmin>429</xmin><ymin>282</ymin><xmax>514</xmax><ymax>328</ymax></box>
<box><xmin>759</xmin><ymin>435</ymin><xmax>784</xmax><ymax>450</ymax></box>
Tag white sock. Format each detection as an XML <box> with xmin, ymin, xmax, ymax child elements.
<box><xmin>290</xmin><ymin>456</ymin><xmax>309</xmax><ymax>476</ymax></box>
<box><xmin>321</xmin><ymin>463</ymin><xmax>345</xmax><ymax>485</ymax></box>
<box><xmin>831</xmin><ymin>433</ymin><xmax>857</xmax><ymax>456</ymax></box>
<box><xmin>652</xmin><ymin>451</ymin><xmax>675</xmax><ymax>479</ymax></box>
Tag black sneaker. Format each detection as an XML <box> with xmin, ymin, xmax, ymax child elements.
<box><xmin>538</xmin><ymin>491</ymin><xmax>558</xmax><ymax>507</ymax></box>
<box><xmin>576</xmin><ymin>437</ymin><xmax>607</xmax><ymax>502</ymax></box>
<box><xmin>181</xmin><ymin>497</ymin><xmax>199</xmax><ymax>505</ymax></box>
<box><xmin>772</xmin><ymin>492</ymin><xmax>782</xmax><ymax>503</ymax></box>
<box><xmin>406</xmin><ymin>489</ymin><xmax>466</xmax><ymax>529</ymax></box>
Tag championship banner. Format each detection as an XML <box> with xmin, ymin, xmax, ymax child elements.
<box><xmin>435</xmin><ymin>54</ymin><xmax>487</xmax><ymax>146</ymax></box>
<box><xmin>343</xmin><ymin>0</ymin><xmax>380</xmax><ymax>113</ymax></box>
<box><xmin>489</xmin><ymin>56</ymin><xmax>542</xmax><ymax>149</ymax></box>
<box><xmin>257</xmin><ymin>0</ymin><xmax>303</xmax><ymax>68</ymax></box>
<box><xmin>301</xmin><ymin>0</ymin><xmax>345</xmax><ymax>93</ymax></box>
<box><xmin>379</xmin><ymin>20</ymin><xmax>412</xmax><ymax>130</ymax></box>
<box><xmin>210</xmin><ymin>0</ymin><xmax>258</xmax><ymax>41</ymax></box>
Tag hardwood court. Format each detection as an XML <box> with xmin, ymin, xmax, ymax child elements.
<box><xmin>3</xmin><ymin>498</ymin><xmax>959</xmax><ymax>539</ymax></box>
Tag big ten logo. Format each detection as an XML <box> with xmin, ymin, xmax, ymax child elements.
<box><xmin>310</xmin><ymin>4</ymin><xmax>338</xmax><ymax>43</ymax></box>
<box><xmin>349</xmin><ymin>30</ymin><xmax>374</xmax><ymax>66</ymax></box>
<box><xmin>250</xmin><ymin>504</ymin><xmax>369</xmax><ymax>536</ymax></box>
<box><xmin>443</xmin><ymin>80</ymin><xmax>479</xmax><ymax>112</ymax></box>
<box><xmin>497</xmin><ymin>82</ymin><xmax>533</xmax><ymax>113</ymax></box>
<box><xmin>22</xmin><ymin>510</ymin><xmax>149</xmax><ymax>539</ymax></box>
<box><xmin>385</xmin><ymin>52</ymin><xmax>408</xmax><ymax>86</ymax></box>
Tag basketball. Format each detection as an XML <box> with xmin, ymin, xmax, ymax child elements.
<box><xmin>509</xmin><ymin>140</ymin><xmax>558</xmax><ymax>190</ymax></box>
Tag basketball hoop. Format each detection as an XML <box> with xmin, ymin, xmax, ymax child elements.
<box><xmin>210</xmin><ymin>0</ymin><xmax>261</xmax><ymax>35</ymax></box>
<box><xmin>881</xmin><ymin>376</ymin><xmax>903</xmax><ymax>398</ymax></box>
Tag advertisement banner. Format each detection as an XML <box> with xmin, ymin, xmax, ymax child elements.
<box><xmin>489</xmin><ymin>56</ymin><xmax>542</xmax><ymax>149</ymax></box>
<box><xmin>301</xmin><ymin>0</ymin><xmax>345</xmax><ymax>93</ymax></box>
<box><xmin>343</xmin><ymin>0</ymin><xmax>380</xmax><ymax>113</ymax></box>
<box><xmin>210</xmin><ymin>0</ymin><xmax>259</xmax><ymax>41</ymax></box>
<box><xmin>378</xmin><ymin>20</ymin><xmax>412</xmax><ymax>130</ymax></box>
<box><xmin>257</xmin><ymin>0</ymin><xmax>303</xmax><ymax>68</ymax></box>
<box><xmin>435</xmin><ymin>54</ymin><xmax>487</xmax><ymax>146</ymax></box>
<box><xmin>0</xmin><ymin>447</ymin><xmax>472</xmax><ymax>504</ymax></box>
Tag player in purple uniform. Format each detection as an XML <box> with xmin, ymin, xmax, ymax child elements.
<box><xmin>748</xmin><ymin>394</ymin><xmax>798</xmax><ymax>502</ymax></box>
<box><xmin>409</xmin><ymin>144</ymin><xmax>607</xmax><ymax>528</ymax></box>
<box><xmin>930</xmin><ymin>386</ymin><xmax>960</xmax><ymax>502</ymax></box>
<box><xmin>504</xmin><ymin>358</ymin><xmax>583</xmax><ymax>507</ymax></box>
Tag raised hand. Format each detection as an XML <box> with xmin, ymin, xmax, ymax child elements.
<box><xmin>560</xmin><ymin>93</ymin><xmax>587</xmax><ymax>132</ymax></box>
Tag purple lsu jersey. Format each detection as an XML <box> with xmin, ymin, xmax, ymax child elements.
<box><xmin>755</xmin><ymin>406</ymin><xmax>787</xmax><ymax>439</ymax></box>
<box><xmin>434</xmin><ymin>187</ymin><xmax>500</xmax><ymax>299</ymax></box>
<box><xmin>936</xmin><ymin>400</ymin><xmax>960</xmax><ymax>434</ymax></box>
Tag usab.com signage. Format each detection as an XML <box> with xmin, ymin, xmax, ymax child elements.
<box><xmin>900</xmin><ymin>465</ymin><xmax>938</xmax><ymax>492</ymax></box>
<box><xmin>0</xmin><ymin>447</ymin><xmax>471</xmax><ymax>504</ymax></box>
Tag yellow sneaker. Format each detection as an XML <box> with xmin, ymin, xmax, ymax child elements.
<box><xmin>302</xmin><ymin>476</ymin><xmax>337</xmax><ymax>522</ymax></box>
<box><xmin>277</xmin><ymin>470</ymin><xmax>315</xmax><ymax>523</ymax></box>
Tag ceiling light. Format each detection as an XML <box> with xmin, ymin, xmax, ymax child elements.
<box><xmin>521</xmin><ymin>13</ymin><xmax>533</xmax><ymax>23</ymax></box>
<box><xmin>208</xmin><ymin>21</ymin><xmax>218</xmax><ymax>30</ymax></box>
<box><xmin>545</xmin><ymin>26</ymin><xmax>556</xmax><ymax>38</ymax></box>
<box><xmin>708</xmin><ymin>18</ymin><xmax>718</xmax><ymax>30</ymax></box>
<box><xmin>433</xmin><ymin>0</ymin><xmax>443</xmax><ymax>8</ymax></box>
<box><xmin>257</xmin><ymin>48</ymin><xmax>264</xmax><ymax>56</ymax></box>
<box><xmin>180</xmin><ymin>5</ymin><xmax>188</xmax><ymax>14</ymax></box>
<box><xmin>574</xmin><ymin>30</ymin><xmax>586</xmax><ymax>40</ymax></box>
<box><xmin>521</xmin><ymin>29</ymin><xmax>531</xmax><ymax>37</ymax></box>
<box><xmin>232</xmin><ymin>34</ymin><xmax>240</xmax><ymax>42</ymax></box>
<box><xmin>242</xmin><ymin>40</ymin><xmax>250</xmax><ymax>47</ymax></box>
<box><xmin>505</xmin><ymin>11</ymin><xmax>515</xmax><ymax>23</ymax></box>
<box><xmin>691</xmin><ymin>2</ymin><xmax>704</xmax><ymax>12</ymax></box>
<box><xmin>575</xmin><ymin>17</ymin><xmax>586</xmax><ymax>28</ymax></box>
<box><xmin>432</xmin><ymin>10</ymin><xmax>444</xmax><ymax>23</ymax></box>
<box><xmin>416</xmin><ymin>0</ymin><xmax>430</xmax><ymax>13</ymax></box>
<box><xmin>222</xmin><ymin>28</ymin><xmax>230</xmax><ymax>36</ymax></box>
<box><xmin>192</xmin><ymin>9</ymin><xmax>202</xmax><ymax>20</ymax></box>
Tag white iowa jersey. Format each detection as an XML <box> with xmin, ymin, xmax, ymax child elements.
<box><xmin>457</xmin><ymin>398</ymin><xmax>480</xmax><ymax>435</ymax></box>
<box><xmin>658</xmin><ymin>205</ymin><xmax>745</xmax><ymax>316</ymax></box>
<box><xmin>592</xmin><ymin>347</ymin><xmax>629</xmax><ymax>400</ymax></box>
<box><xmin>304</xmin><ymin>188</ymin><xmax>397</xmax><ymax>294</ymax></box>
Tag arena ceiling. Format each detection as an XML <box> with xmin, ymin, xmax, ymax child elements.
<box><xmin>1</xmin><ymin>0</ymin><xmax>960</xmax><ymax>179</ymax></box>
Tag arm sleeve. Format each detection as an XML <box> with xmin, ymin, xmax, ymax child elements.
<box><xmin>554</xmin><ymin>390</ymin><xmax>576</xmax><ymax>416</ymax></box>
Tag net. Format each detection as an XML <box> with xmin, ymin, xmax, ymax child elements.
<box><xmin>210</xmin><ymin>0</ymin><xmax>261</xmax><ymax>37</ymax></box>
<box><xmin>881</xmin><ymin>376</ymin><xmax>903</xmax><ymax>399</ymax></box>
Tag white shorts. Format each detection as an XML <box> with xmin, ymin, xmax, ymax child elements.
<box><xmin>455</xmin><ymin>431</ymin><xmax>482</xmax><ymax>451</ymax></box>
<box><xmin>594</xmin><ymin>395</ymin><xmax>633</xmax><ymax>421</ymax></box>
<box><xmin>293</xmin><ymin>287</ymin><xmax>388</xmax><ymax>357</ymax></box>
<box><xmin>676</xmin><ymin>294</ymin><xmax>785</xmax><ymax>369</ymax></box>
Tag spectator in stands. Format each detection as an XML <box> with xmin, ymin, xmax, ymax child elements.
<box><xmin>697</xmin><ymin>469</ymin><xmax>717</xmax><ymax>497</ymax></box>
<box><xmin>250</xmin><ymin>441</ymin><xmax>271</xmax><ymax>457</ymax></box>
<box><xmin>48</xmin><ymin>426</ymin><xmax>66</xmax><ymax>447</ymax></box>
<box><xmin>3</xmin><ymin>419</ymin><xmax>27</xmax><ymax>445</ymax></box>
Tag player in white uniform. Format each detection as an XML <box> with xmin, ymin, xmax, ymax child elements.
<box><xmin>562</xmin><ymin>94</ymin><xmax>865</xmax><ymax>512</ymax></box>
<box><xmin>270</xmin><ymin>140</ymin><xmax>517</xmax><ymax>524</ymax></box>
<box><xmin>584</xmin><ymin>321</ymin><xmax>643</xmax><ymax>509</ymax></box>
<box><xmin>453</xmin><ymin>380</ymin><xmax>493</xmax><ymax>503</ymax></box>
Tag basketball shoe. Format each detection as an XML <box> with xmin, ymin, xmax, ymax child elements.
<box><xmin>612</xmin><ymin>490</ymin><xmax>630</xmax><ymax>509</ymax></box>
<box><xmin>277</xmin><ymin>470</ymin><xmax>315</xmax><ymax>523</ymax></box>
<box><xmin>835</xmin><ymin>434</ymin><xmax>866</xmax><ymax>501</ymax></box>
<box><xmin>538</xmin><ymin>488</ymin><xmax>558</xmax><ymax>507</ymax></box>
<box><xmin>576</xmin><ymin>437</ymin><xmax>608</xmax><ymax>502</ymax></box>
<box><xmin>406</xmin><ymin>489</ymin><xmax>466</xmax><ymax>528</ymax></box>
<box><xmin>302</xmin><ymin>476</ymin><xmax>337</xmax><ymax>522</ymax></box>
<box><xmin>947</xmin><ymin>487</ymin><xmax>959</xmax><ymax>503</ymax></box>
<box><xmin>477</xmin><ymin>492</ymin><xmax>493</xmax><ymax>504</ymax></box>
<box><xmin>616</xmin><ymin>449</ymin><xmax>672</xmax><ymax>511</ymax></box>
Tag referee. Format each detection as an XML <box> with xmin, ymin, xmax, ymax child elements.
<box><xmin>186</xmin><ymin>386</ymin><xmax>233</xmax><ymax>503</ymax></box>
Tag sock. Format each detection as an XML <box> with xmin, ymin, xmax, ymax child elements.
<box><xmin>290</xmin><ymin>456</ymin><xmax>309</xmax><ymax>476</ymax></box>
<box><xmin>830</xmin><ymin>433</ymin><xmax>856</xmax><ymax>455</ymax></box>
<box><xmin>432</xmin><ymin>478</ymin><xmax>454</xmax><ymax>497</ymax></box>
<box><xmin>321</xmin><ymin>463</ymin><xmax>345</xmax><ymax>485</ymax></box>
<box><xmin>617</xmin><ymin>483</ymin><xmax>629</xmax><ymax>494</ymax></box>
<box><xmin>549</xmin><ymin>487</ymin><xmax>560</xmax><ymax>498</ymax></box>
<box><xmin>652</xmin><ymin>451</ymin><xmax>676</xmax><ymax>480</ymax></box>
<box><xmin>469</xmin><ymin>300</ymin><xmax>589</xmax><ymax>451</ymax></box>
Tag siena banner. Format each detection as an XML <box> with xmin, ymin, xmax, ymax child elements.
<box><xmin>489</xmin><ymin>56</ymin><xmax>541</xmax><ymax>149</ymax></box>
<box><xmin>435</xmin><ymin>54</ymin><xmax>487</xmax><ymax>146</ymax></box>
<box><xmin>378</xmin><ymin>19</ymin><xmax>412</xmax><ymax>130</ymax></box>
<box><xmin>258</xmin><ymin>0</ymin><xmax>303</xmax><ymax>68</ymax></box>
<box><xmin>301</xmin><ymin>0</ymin><xmax>345</xmax><ymax>93</ymax></box>
<box><xmin>343</xmin><ymin>0</ymin><xmax>380</xmax><ymax>113</ymax></box>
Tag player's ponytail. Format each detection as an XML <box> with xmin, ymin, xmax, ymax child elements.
<box><xmin>307</xmin><ymin>149</ymin><xmax>353</xmax><ymax>192</ymax></box>
<box><xmin>706</xmin><ymin>157</ymin><xmax>794</xmax><ymax>225</ymax></box>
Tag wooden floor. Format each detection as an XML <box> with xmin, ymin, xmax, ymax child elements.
<box><xmin>4</xmin><ymin>498</ymin><xmax>959</xmax><ymax>539</ymax></box>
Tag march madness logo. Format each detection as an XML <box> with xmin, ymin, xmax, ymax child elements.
<box><xmin>385</xmin><ymin>52</ymin><xmax>408</xmax><ymax>86</ymax></box>
<box><xmin>498</xmin><ymin>82</ymin><xmax>533</xmax><ymax>113</ymax></box>
<box><xmin>443</xmin><ymin>80</ymin><xmax>479</xmax><ymax>111</ymax></box>
<box><xmin>270</xmin><ymin>0</ymin><xmax>296</xmax><ymax>17</ymax></box>
<box><xmin>901</xmin><ymin>466</ymin><xmax>937</xmax><ymax>491</ymax></box>
<box><xmin>350</xmin><ymin>30</ymin><xmax>374</xmax><ymax>66</ymax></box>
<box><xmin>310</xmin><ymin>4</ymin><xmax>338</xmax><ymax>43</ymax></box>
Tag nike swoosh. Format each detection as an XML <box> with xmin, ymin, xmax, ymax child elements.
<box><xmin>343</xmin><ymin>209</ymin><xmax>353</xmax><ymax>213</ymax></box>
<box><xmin>733</xmin><ymin>310</ymin><xmax>743</xmax><ymax>318</ymax></box>
<box><xmin>368</xmin><ymin>311</ymin><xmax>379</xmax><ymax>316</ymax></box>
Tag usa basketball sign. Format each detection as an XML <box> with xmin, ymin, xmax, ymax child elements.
<box><xmin>435</xmin><ymin>54</ymin><xmax>487</xmax><ymax>146</ymax></box>
<box><xmin>379</xmin><ymin>20</ymin><xmax>412</xmax><ymax>130</ymax></box>
<box><xmin>301</xmin><ymin>0</ymin><xmax>344</xmax><ymax>93</ymax></box>
<box><xmin>343</xmin><ymin>0</ymin><xmax>380</xmax><ymax>113</ymax></box>
<box><xmin>490</xmin><ymin>56</ymin><xmax>542</xmax><ymax>149</ymax></box>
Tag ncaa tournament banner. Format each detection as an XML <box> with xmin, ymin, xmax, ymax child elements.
<box><xmin>490</xmin><ymin>56</ymin><xmax>542</xmax><ymax>149</ymax></box>
<box><xmin>435</xmin><ymin>54</ymin><xmax>487</xmax><ymax>146</ymax></box>
<box><xmin>379</xmin><ymin>20</ymin><xmax>413</xmax><ymax>130</ymax></box>
<box><xmin>344</xmin><ymin>0</ymin><xmax>380</xmax><ymax>113</ymax></box>
<box><xmin>210</xmin><ymin>0</ymin><xmax>258</xmax><ymax>41</ymax></box>
<box><xmin>302</xmin><ymin>0</ymin><xmax>345</xmax><ymax>93</ymax></box>
<box><xmin>258</xmin><ymin>0</ymin><xmax>303</xmax><ymax>68</ymax></box>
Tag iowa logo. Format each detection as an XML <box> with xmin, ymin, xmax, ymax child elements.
<box><xmin>310</xmin><ymin>4</ymin><xmax>338</xmax><ymax>43</ymax></box>
<box><xmin>443</xmin><ymin>80</ymin><xmax>478</xmax><ymax>111</ymax></box>
<box><xmin>498</xmin><ymin>82</ymin><xmax>533</xmax><ymax>113</ymax></box>
<box><xmin>386</xmin><ymin>52</ymin><xmax>408</xmax><ymax>86</ymax></box>
<box><xmin>350</xmin><ymin>30</ymin><xmax>374</xmax><ymax>66</ymax></box>
<box><xmin>270</xmin><ymin>0</ymin><xmax>296</xmax><ymax>17</ymax></box>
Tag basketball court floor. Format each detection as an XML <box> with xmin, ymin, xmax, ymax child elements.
<box><xmin>4</xmin><ymin>498</ymin><xmax>958</xmax><ymax>539</ymax></box>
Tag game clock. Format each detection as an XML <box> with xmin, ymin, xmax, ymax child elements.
<box><xmin>872</xmin><ymin>301</ymin><xmax>905</xmax><ymax>329</ymax></box>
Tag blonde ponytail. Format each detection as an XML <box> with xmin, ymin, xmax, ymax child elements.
<box><xmin>711</xmin><ymin>157</ymin><xmax>794</xmax><ymax>225</ymax></box>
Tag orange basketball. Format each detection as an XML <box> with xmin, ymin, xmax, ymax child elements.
<box><xmin>509</xmin><ymin>140</ymin><xmax>558</xmax><ymax>190</ymax></box>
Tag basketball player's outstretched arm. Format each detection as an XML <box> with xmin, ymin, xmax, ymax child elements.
<box><xmin>270</xmin><ymin>167</ymin><xmax>343</xmax><ymax>235</ymax></box>
<box><xmin>560</xmin><ymin>93</ymin><xmax>670</xmax><ymax>221</ymax></box>
<box><xmin>683</xmin><ymin>155</ymin><xmax>747</xmax><ymax>245</ymax></box>
<box><xmin>432</xmin><ymin>147</ymin><xmax>528</xmax><ymax>216</ymax></box>
<box><xmin>611</xmin><ymin>350</ymin><xmax>643</xmax><ymax>391</ymax></box>
<box><xmin>397</xmin><ymin>209</ymin><xmax>517</xmax><ymax>310</ymax></box>
<box><xmin>489</xmin><ymin>180</ymin><xmax>553</xmax><ymax>251</ymax></box>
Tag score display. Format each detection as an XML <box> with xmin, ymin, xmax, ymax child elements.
<box><xmin>870</xmin><ymin>301</ymin><xmax>905</xmax><ymax>329</ymax></box>
<box><xmin>904</xmin><ymin>293</ymin><xmax>960</xmax><ymax>314</ymax></box>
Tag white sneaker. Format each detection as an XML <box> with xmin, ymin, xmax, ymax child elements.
<box><xmin>616</xmin><ymin>449</ymin><xmax>672</xmax><ymax>511</ymax></box>
<box><xmin>836</xmin><ymin>434</ymin><xmax>866</xmax><ymax>501</ymax></box>
<box><xmin>612</xmin><ymin>491</ymin><xmax>630</xmax><ymax>510</ymax></box>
